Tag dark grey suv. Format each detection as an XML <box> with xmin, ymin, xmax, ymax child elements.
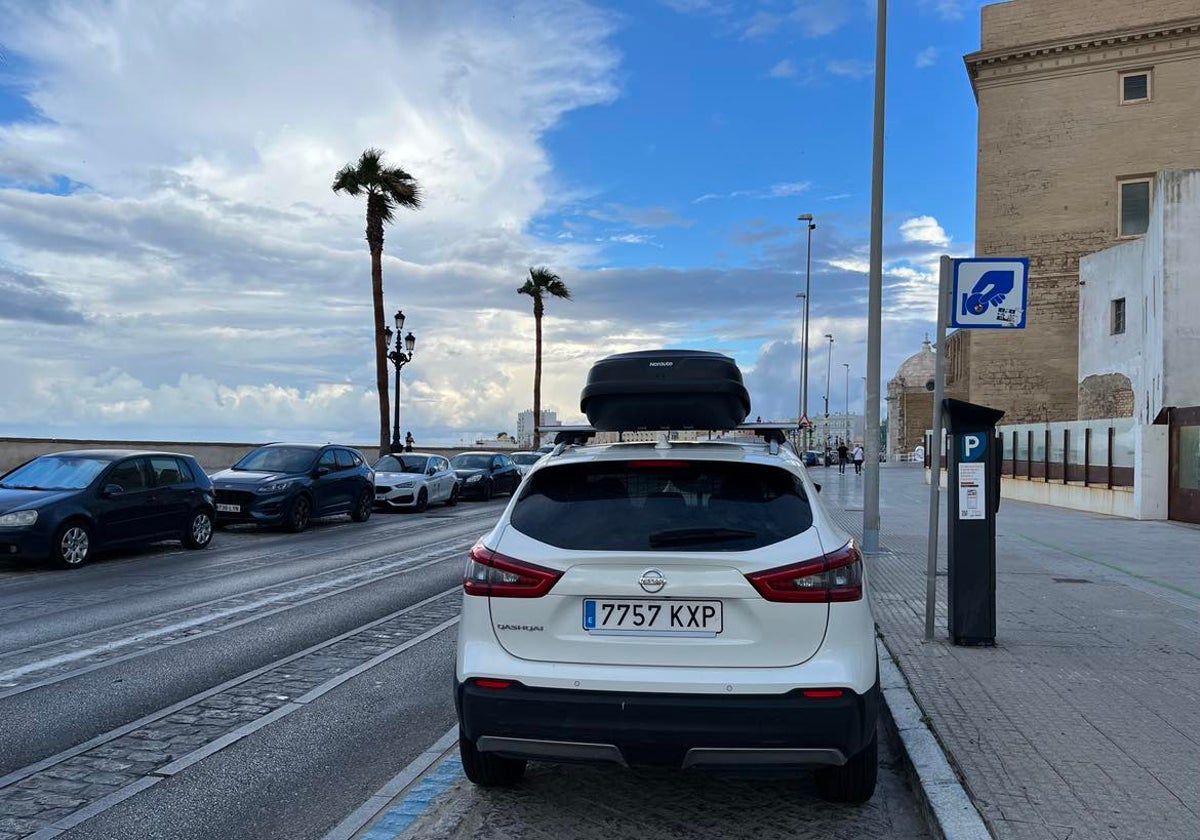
<box><xmin>210</xmin><ymin>443</ymin><xmax>374</xmax><ymax>532</ymax></box>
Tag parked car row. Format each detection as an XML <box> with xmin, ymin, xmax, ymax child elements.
<box><xmin>0</xmin><ymin>443</ymin><xmax>536</xmax><ymax>570</ymax></box>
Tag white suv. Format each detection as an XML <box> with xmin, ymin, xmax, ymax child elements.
<box><xmin>454</xmin><ymin>432</ymin><xmax>880</xmax><ymax>802</ymax></box>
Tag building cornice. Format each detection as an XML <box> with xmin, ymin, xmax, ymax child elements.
<box><xmin>965</xmin><ymin>16</ymin><xmax>1200</xmax><ymax>94</ymax></box>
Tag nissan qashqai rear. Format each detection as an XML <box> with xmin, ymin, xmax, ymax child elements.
<box><xmin>454</xmin><ymin>444</ymin><xmax>880</xmax><ymax>802</ymax></box>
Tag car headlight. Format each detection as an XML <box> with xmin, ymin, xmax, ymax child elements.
<box><xmin>0</xmin><ymin>510</ymin><xmax>38</xmax><ymax>528</ymax></box>
<box><xmin>466</xmin><ymin>474</ymin><xmax>483</xmax><ymax>483</ymax></box>
<box><xmin>258</xmin><ymin>481</ymin><xmax>295</xmax><ymax>495</ymax></box>
<box><xmin>395</xmin><ymin>481</ymin><xmax>413</xmax><ymax>488</ymax></box>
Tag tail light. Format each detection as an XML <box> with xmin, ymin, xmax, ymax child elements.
<box><xmin>463</xmin><ymin>543</ymin><xmax>562</xmax><ymax>598</ymax></box>
<box><xmin>745</xmin><ymin>541</ymin><xmax>863</xmax><ymax>603</ymax></box>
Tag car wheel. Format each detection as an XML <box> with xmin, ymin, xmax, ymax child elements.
<box><xmin>459</xmin><ymin>737</ymin><xmax>525</xmax><ymax>787</ymax></box>
<box><xmin>415</xmin><ymin>488</ymin><xmax>429</xmax><ymax>513</ymax></box>
<box><xmin>183</xmin><ymin>509</ymin><xmax>214</xmax><ymax>550</ymax></box>
<box><xmin>284</xmin><ymin>495</ymin><xmax>311</xmax><ymax>533</ymax></box>
<box><xmin>53</xmin><ymin>522</ymin><xmax>93</xmax><ymax>569</ymax></box>
<box><xmin>484</xmin><ymin>480</ymin><xmax>493</xmax><ymax>502</ymax></box>
<box><xmin>445</xmin><ymin>483</ymin><xmax>459</xmax><ymax>507</ymax></box>
<box><xmin>815</xmin><ymin>732</ymin><xmax>878</xmax><ymax>803</ymax></box>
<box><xmin>350</xmin><ymin>489</ymin><xmax>373</xmax><ymax>522</ymax></box>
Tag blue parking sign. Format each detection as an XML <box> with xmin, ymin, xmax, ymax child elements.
<box><xmin>951</xmin><ymin>258</ymin><xmax>1029</xmax><ymax>329</ymax></box>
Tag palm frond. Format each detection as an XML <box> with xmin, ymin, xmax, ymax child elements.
<box><xmin>545</xmin><ymin>278</ymin><xmax>572</xmax><ymax>299</ymax></box>
<box><xmin>331</xmin><ymin>163</ymin><xmax>362</xmax><ymax>195</ymax></box>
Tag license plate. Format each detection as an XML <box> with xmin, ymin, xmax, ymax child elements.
<box><xmin>216</xmin><ymin>503</ymin><xmax>241</xmax><ymax>513</ymax></box>
<box><xmin>583</xmin><ymin>599</ymin><xmax>722</xmax><ymax>636</ymax></box>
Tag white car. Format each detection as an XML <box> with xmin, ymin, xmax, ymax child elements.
<box><xmin>372</xmin><ymin>453</ymin><xmax>458</xmax><ymax>511</ymax></box>
<box><xmin>454</xmin><ymin>433</ymin><xmax>880</xmax><ymax>802</ymax></box>
<box><xmin>509</xmin><ymin>451</ymin><xmax>544</xmax><ymax>477</ymax></box>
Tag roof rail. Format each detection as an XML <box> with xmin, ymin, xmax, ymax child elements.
<box><xmin>551</xmin><ymin>425</ymin><xmax>597</xmax><ymax>446</ymax></box>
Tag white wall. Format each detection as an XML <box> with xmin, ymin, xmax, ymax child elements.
<box><xmin>1079</xmin><ymin>169</ymin><xmax>1200</xmax><ymax>423</ymax></box>
<box><xmin>1078</xmin><ymin>237</ymin><xmax>1144</xmax><ymax>399</ymax></box>
<box><xmin>1161</xmin><ymin>170</ymin><xmax>1200</xmax><ymax>413</ymax></box>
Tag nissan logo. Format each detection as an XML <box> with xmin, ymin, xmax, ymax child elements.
<box><xmin>639</xmin><ymin>568</ymin><xmax>666</xmax><ymax>593</ymax></box>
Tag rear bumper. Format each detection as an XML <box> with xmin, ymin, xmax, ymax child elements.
<box><xmin>455</xmin><ymin>680</ymin><xmax>878</xmax><ymax>769</ymax></box>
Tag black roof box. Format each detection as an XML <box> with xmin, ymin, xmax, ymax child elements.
<box><xmin>580</xmin><ymin>349</ymin><xmax>751</xmax><ymax>431</ymax></box>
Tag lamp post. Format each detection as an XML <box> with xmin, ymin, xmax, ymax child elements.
<box><xmin>385</xmin><ymin>309</ymin><xmax>416</xmax><ymax>453</ymax></box>
<box><xmin>797</xmin><ymin>214</ymin><xmax>816</xmax><ymax>429</ymax></box>
<box><xmin>795</xmin><ymin>291</ymin><xmax>806</xmax><ymax>443</ymax></box>
<box><xmin>823</xmin><ymin>333</ymin><xmax>834</xmax><ymax>456</ymax></box>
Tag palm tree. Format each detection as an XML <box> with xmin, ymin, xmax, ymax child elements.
<box><xmin>332</xmin><ymin>148</ymin><xmax>422</xmax><ymax>452</ymax></box>
<box><xmin>518</xmin><ymin>267</ymin><xmax>572</xmax><ymax>448</ymax></box>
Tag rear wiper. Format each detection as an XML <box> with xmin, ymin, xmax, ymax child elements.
<box><xmin>648</xmin><ymin>528</ymin><xmax>757</xmax><ymax>548</ymax></box>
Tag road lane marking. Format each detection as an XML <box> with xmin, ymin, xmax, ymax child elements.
<box><xmin>0</xmin><ymin>541</ymin><xmax>470</xmax><ymax>698</ymax></box>
<box><xmin>0</xmin><ymin>586</ymin><xmax>461</xmax><ymax>791</ymax></box>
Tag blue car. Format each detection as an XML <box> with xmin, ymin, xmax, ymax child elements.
<box><xmin>0</xmin><ymin>449</ymin><xmax>216</xmax><ymax>569</ymax></box>
<box><xmin>210</xmin><ymin>443</ymin><xmax>375</xmax><ymax>532</ymax></box>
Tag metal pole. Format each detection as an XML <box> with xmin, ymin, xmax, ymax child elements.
<box><xmin>843</xmin><ymin>363</ymin><xmax>850</xmax><ymax>418</ymax></box>
<box><xmin>862</xmin><ymin>0</ymin><xmax>888</xmax><ymax>554</ymax></box>
<box><xmin>796</xmin><ymin>292</ymin><xmax>806</xmax><ymax>427</ymax></box>
<box><xmin>799</xmin><ymin>216</ymin><xmax>815</xmax><ymax>429</ymax></box>
<box><xmin>924</xmin><ymin>256</ymin><xmax>951</xmax><ymax>641</ymax></box>
<box><xmin>824</xmin><ymin>335</ymin><xmax>833</xmax><ymax>417</ymax></box>
<box><xmin>391</xmin><ymin>350</ymin><xmax>402</xmax><ymax>452</ymax></box>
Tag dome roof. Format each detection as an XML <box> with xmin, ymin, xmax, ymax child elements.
<box><xmin>889</xmin><ymin>336</ymin><xmax>936</xmax><ymax>387</ymax></box>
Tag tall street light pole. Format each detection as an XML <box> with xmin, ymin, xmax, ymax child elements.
<box><xmin>385</xmin><ymin>309</ymin><xmax>416</xmax><ymax>453</ymax></box>
<box><xmin>843</xmin><ymin>362</ymin><xmax>850</xmax><ymax>418</ymax></box>
<box><xmin>795</xmin><ymin>292</ymin><xmax>806</xmax><ymax>422</ymax></box>
<box><xmin>823</xmin><ymin>333</ymin><xmax>834</xmax><ymax>453</ymax></box>
<box><xmin>798</xmin><ymin>214</ymin><xmax>815</xmax><ymax>429</ymax></box>
<box><xmin>863</xmin><ymin>0</ymin><xmax>888</xmax><ymax>553</ymax></box>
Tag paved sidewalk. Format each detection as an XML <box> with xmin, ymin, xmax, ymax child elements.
<box><xmin>823</xmin><ymin>464</ymin><xmax>1200</xmax><ymax>840</ymax></box>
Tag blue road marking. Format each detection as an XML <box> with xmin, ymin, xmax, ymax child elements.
<box><xmin>360</xmin><ymin>755</ymin><xmax>463</xmax><ymax>840</ymax></box>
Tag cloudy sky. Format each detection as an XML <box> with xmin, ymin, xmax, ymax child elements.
<box><xmin>0</xmin><ymin>0</ymin><xmax>982</xmax><ymax>445</ymax></box>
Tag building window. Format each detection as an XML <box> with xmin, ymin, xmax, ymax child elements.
<box><xmin>1118</xmin><ymin>178</ymin><xmax>1152</xmax><ymax>237</ymax></box>
<box><xmin>1119</xmin><ymin>70</ymin><xmax>1151</xmax><ymax>104</ymax></box>
<box><xmin>1111</xmin><ymin>298</ymin><xmax>1126</xmax><ymax>335</ymax></box>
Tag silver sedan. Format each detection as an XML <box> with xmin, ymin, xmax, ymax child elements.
<box><xmin>372</xmin><ymin>453</ymin><xmax>459</xmax><ymax>511</ymax></box>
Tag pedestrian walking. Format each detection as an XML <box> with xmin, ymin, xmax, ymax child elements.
<box><xmin>404</xmin><ymin>431</ymin><xmax>415</xmax><ymax>452</ymax></box>
<box><xmin>837</xmin><ymin>443</ymin><xmax>849</xmax><ymax>474</ymax></box>
<box><xmin>852</xmin><ymin>443</ymin><xmax>865</xmax><ymax>475</ymax></box>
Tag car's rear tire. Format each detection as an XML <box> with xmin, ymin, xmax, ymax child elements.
<box><xmin>350</xmin><ymin>489</ymin><xmax>373</xmax><ymax>522</ymax></box>
<box><xmin>52</xmin><ymin>522</ymin><xmax>93</xmax><ymax>569</ymax></box>
<box><xmin>284</xmin><ymin>495</ymin><xmax>311</xmax><ymax>533</ymax></box>
<box><xmin>815</xmin><ymin>732</ymin><xmax>878</xmax><ymax>803</ymax></box>
<box><xmin>415</xmin><ymin>488</ymin><xmax>428</xmax><ymax>513</ymax></box>
<box><xmin>459</xmin><ymin>737</ymin><xmax>525</xmax><ymax>787</ymax></box>
<box><xmin>445</xmin><ymin>483</ymin><xmax>459</xmax><ymax>507</ymax></box>
<box><xmin>182</xmin><ymin>509</ymin><xmax>213</xmax><ymax>549</ymax></box>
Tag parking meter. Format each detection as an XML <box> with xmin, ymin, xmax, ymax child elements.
<box><xmin>943</xmin><ymin>398</ymin><xmax>1005</xmax><ymax>647</ymax></box>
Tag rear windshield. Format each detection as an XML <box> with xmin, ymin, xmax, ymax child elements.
<box><xmin>509</xmin><ymin>460</ymin><xmax>813</xmax><ymax>552</ymax></box>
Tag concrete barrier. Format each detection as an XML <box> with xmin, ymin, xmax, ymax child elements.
<box><xmin>0</xmin><ymin>438</ymin><xmax>495</xmax><ymax>475</ymax></box>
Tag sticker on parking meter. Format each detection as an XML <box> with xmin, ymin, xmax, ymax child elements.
<box><xmin>958</xmin><ymin>462</ymin><xmax>986</xmax><ymax>520</ymax></box>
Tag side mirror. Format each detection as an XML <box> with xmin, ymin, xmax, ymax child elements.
<box><xmin>314</xmin><ymin>467</ymin><xmax>331</xmax><ymax>478</ymax></box>
<box><xmin>102</xmin><ymin>484</ymin><xmax>125</xmax><ymax>497</ymax></box>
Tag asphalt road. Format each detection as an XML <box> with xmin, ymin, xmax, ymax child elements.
<box><xmin>0</xmin><ymin>494</ymin><xmax>934</xmax><ymax>840</ymax></box>
<box><xmin>0</xmin><ymin>500</ymin><xmax>502</xmax><ymax>840</ymax></box>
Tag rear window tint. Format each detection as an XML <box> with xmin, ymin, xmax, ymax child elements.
<box><xmin>509</xmin><ymin>460</ymin><xmax>813</xmax><ymax>552</ymax></box>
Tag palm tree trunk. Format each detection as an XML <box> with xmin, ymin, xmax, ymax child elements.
<box><xmin>532</xmin><ymin>303</ymin><xmax>543</xmax><ymax>449</ymax></box>
<box><xmin>366</xmin><ymin>203</ymin><xmax>391</xmax><ymax>454</ymax></box>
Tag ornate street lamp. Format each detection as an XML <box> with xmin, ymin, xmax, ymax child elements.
<box><xmin>387</xmin><ymin>309</ymin><xmax>416</xmax><ymax>452</ymax></box>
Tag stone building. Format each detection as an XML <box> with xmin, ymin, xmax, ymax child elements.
<box><xmin>886</xmin><ymin>338</ymin><xmax>937</xmax><ymax>461</ymax></box>
<box><xmin>951</xmin><ymin>0</ymin><xmax>1200</xmax><ymax>423</ymax></box>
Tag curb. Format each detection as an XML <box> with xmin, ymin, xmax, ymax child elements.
<box><xmin>878</xmin><ymin>643</ymin><xmax>994</xmax><ymax>840</ymax></box>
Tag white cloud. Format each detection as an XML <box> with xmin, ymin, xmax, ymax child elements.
<box><xmin>0</xmin><ymin>0</ymin><xmax>621</xmax><ymax>444</ymax></box>
<box><xmin>915</xmin><ymin>47</ymin><xmax>939</xmax><ymax>68</ymax></box>
<box><xmin>919</xmin><ymin>0</ymin><xmax>966</xmax><ymax>22</ymax></box>
<box><xmin>693</xmin><ymin>181</ymin><xmax>811</xmax><ymax>202</ymax></box>
<box><xmin>770</xmin><ymin>59</ymin><xmax>798</xmax><ymax>78</ymax></box>
<box><xmin>826</xmin><ymin>59</ymin><xmax>873</xmax><ymax>79</ymax></box>
<box><xmin>899</xmin><ymin>215</ymin><xmax>950</xmax><ymax>247</ymax></box>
